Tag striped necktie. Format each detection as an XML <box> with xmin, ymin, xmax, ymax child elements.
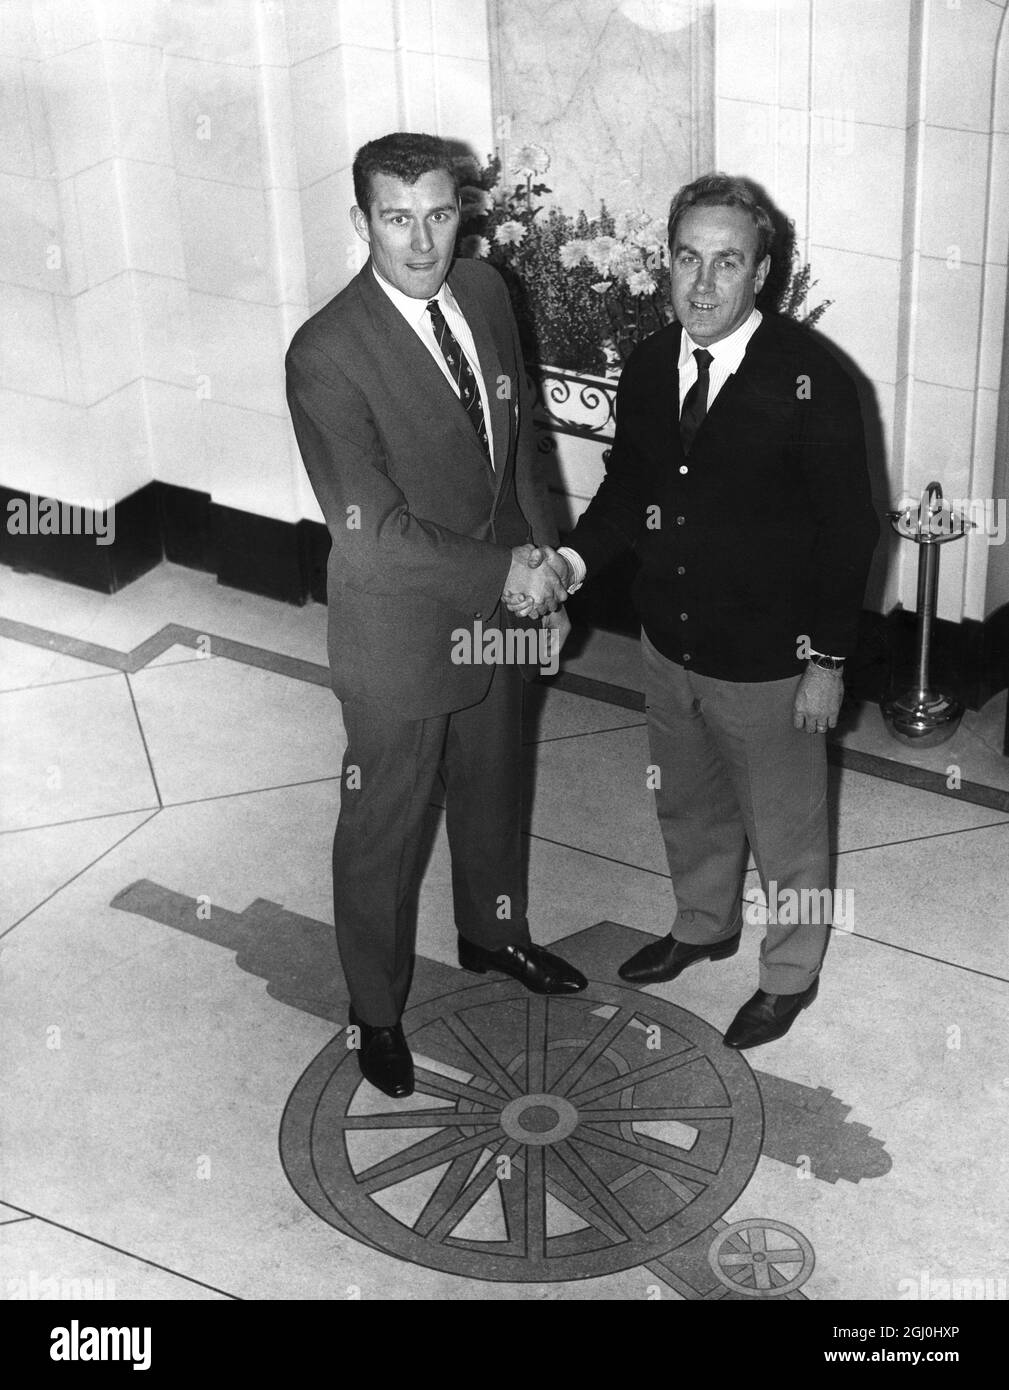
<box><xmin>426</xmin><ymin>298</ymin><xmax>490</xmax><ymax>459</ymax></box>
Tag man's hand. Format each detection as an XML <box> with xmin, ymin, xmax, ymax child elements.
<box><xmin>504</xmin><ymin>544</ymin><xmax>571</xmax><ymax>619</ymax></box>
<box><xmin>541</xmin><ymin>606</ymin><xmax>571</xmax><ymax>653</ymax></box>
<box><xmin>792</xmin><ymin>663</ymin><xmax>844</xmax><ymax>733</ymax></box>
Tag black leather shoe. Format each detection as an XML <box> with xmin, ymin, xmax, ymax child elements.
<box><xmin>458</xmin><ymin>938</ymin><xmax>587</xmax><ymax>994</ymax></box>
<box><xmin>618</xmin><ymin>930</ymin><xmax>741</xmax><ymax>984</ymax></box>
<box><xmin>348</xmin><ymin>1007</ymin><xmax>414</xmax><ymax>1098</ymax></box>
<box><xmin>723</xmin><ymin>980</ymin><xmax>819</xmax><ymax>1051</ymax></box>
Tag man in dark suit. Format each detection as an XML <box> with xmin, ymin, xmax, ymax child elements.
<box><xmin>285</xmin><ymin>132</ymin><xmax>585</xmax><ymax>1099</ymax></box>
<box><xmin>522</xmin><ymin>173</ymin><xmax>878</xmax><ymax>1050</ymax></box>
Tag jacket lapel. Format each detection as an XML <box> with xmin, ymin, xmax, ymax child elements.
<box><xmin>667</xmin><ymin>324</ymin><xmax>686</xmax><ymax>459</ymax></box>
<box><xmin>358</xmin><ymin>263</ymin><xmax>496</xmax><ymax>489</ymax></box>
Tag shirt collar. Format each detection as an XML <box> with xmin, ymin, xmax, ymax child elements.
<box><xmin>679</xmin><ymin>305</ymin><xmax>762</xmax><ymax>370</ymax></box>
<box><xmin>372</xmin><ymin>263</ymin><xmax>453</xmax><ymax>327</ymax></box>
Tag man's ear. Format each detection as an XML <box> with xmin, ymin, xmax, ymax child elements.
<box><xmin>350</xmin><ymin>205</ymin><xmax>370</xmax><ymax>245</ymax></box>
<box><xmin>754</xmin><ymin>253</ymin><xmax>771</xmax><ymax>295</ymax></box>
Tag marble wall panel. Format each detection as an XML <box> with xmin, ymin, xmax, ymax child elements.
<box><xmin>188</xmin><ymin>290</ymin><xmax>289</xmax><ymax>417</ymax></box>
<box><xmin>141</xmin><ymin>377</ymin><xmax>204</xmax><ymax>491</ymax></box>
<box><xmin>490</xmin><ymin>0</ymin><xmax>703</xmax><ymax>219</ymax></box>
<box><xmin>923</xmin><ymin>0</ymin><xmax>1003</xmax><ymax>132</ymax></box>
<box><xmin>117</xmin><ymin>160</ymin><xmax>187</xmax><ymax>281</ymax></box>
<box><xmin>72</xmin><ymin>159</ymin><xmax>128</xmax><ymax>290</ymax></box>
<box><xmin>40</xmin><ymin>42</ymin><xmax>115</xmax><ymax>179</ymax></box>
<box><xmin>0</xmin><ymin>172</ymin><xmax>66</xmax><ymax>295</ymax></box>
<box><xmin>164</xmin><ymin>55</ymin><xmax>266</xmax><ymax>189</ymax></box>
<box><xmin>986</xmin><ymin>131</ymin><xmax>1009</xmax><ymax>266</ymax></box>
<box><xmin>131</xmin><ymin>272</ymin><xmax>196</xmax><ymax>388</ymax></box>
<box><xmin>912</xmin><ymin>256</ymin><xmax>984</xmax><ymax>393</ymax></box>
<box><xmin>176</xmin><ymin>176</ymin><xmax>273</xmax><ymax>303</ymax></box>
<box><xmin>918</xmin><ymin>125</ymin><xmax>991</xmax><ymax>267</ymax></box>
<box><xmin>72</xmin><ymin>272</ymin><xmax>139</xmax><ymax>405</ymax></box>
<box><xmin>0</xmin><ymin>389</ymin><xmax>86</xmax><ymax>499</ymax></box>
<box><xmin>0</xmin><ymin>281</ymin><xmax>65</xmax><ymax>398</ymax></box>
<box><xmin>979</xmin><ymin>263</ymin><xmax>1008</xmax><ymax>392</ymax></box>
<box><xmin>200</xmin><ymin>398</ymin><xmax>302</xmax><ymax>521</ymax></box>
<box><xmin>811</xmin><ymin>0</ymin><xmax>912</xmax><ymax>129</ymax></box>
<box><xmin>0</xmin><ymin>53</ymin><xmax>38</xmax><ymax>177</ymax></box>
<box><xmin>103</xmin><ymin>40</ymin><xmax>174</xmax><ymax>166</ymax></box>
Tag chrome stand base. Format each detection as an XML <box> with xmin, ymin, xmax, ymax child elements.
<box><xmin>881</xmin><ymin>689</ymin><xmax>964</xmax><ymax>747</ymax></box>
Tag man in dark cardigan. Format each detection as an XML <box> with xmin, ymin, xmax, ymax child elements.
<box><xmin>524</xmin><ymin>174</ymin><xmax>879</xmax><ymax>1050</ymax></box>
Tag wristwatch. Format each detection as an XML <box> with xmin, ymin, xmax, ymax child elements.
<box><xmin>808</xmin><ymin>652</ymin><xmax>845</xmax><ymax>673</ymax></box>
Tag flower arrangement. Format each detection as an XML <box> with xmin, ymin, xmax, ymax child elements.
<box><xmin>456</xmin><ymin>146</ymin><xmax>831</xmax><ymax>377</ymax></box>
<box><xmin>456</xmin><ymin>146</ymin><xmax>671</xmax><ymax>375</ymax></box>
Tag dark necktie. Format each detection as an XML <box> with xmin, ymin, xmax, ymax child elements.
<box><xmin>679</xmin><ymin>347</ymin><xmax>713</xmax><ymax>454</ymax></box>
<box><xmin>426</xmin><ymin>299</ymin><xmax>490</xmax><ymax>460</ymax></box>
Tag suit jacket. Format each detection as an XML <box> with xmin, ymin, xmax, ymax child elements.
<box><xmin>286</xmin><ymin>258</ymin><xmax>557</xmax><ymax>718</ymax></box>
<box><xmin>568</xmin><ymin>313</ymin><xmax>880</xmax><ymax>681</ymax></box>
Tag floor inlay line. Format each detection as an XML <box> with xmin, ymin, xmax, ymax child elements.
<box><xmin>0</xmin><ymin>809</ymin><xmax>161</xmax><ymax>941</ymax></box>
<box><xmin>2</xmin><ymin>615</ymin><xmax>1006</xmax><ymax>809</ymax></box>
<box><xmin>830</xmin><ymin>817</ymin><xmax>1009</xmax><ymax>859</ymax></box>
<box><xmin>822</xmin><ymin>930</ymin><xmax>1009</xmax><ymax>987</ymax></box>
<box><xmin>125</xmin><ymin>672</ymin><xmax>163</xmax><ymax>810</ymax></box>
<box><xmin>0</xmin><ymin>805</ymin><xmax>159</xmax><ymax>838</ymax></box>
<box><xmin>0</xmin><ymin>1203</ymin><xmax>241</xmax><ymax>1299</ymax></box>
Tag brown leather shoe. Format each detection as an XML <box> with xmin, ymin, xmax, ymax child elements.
<box><xmin>618</xmin><ymin>930</ymin><xmax>741</xmax><ymax>985</ymax></box>
<box><xmin>722</xmin><ymin>980</ymin><xmax>819</xmax><ymax>1051</ymax></box>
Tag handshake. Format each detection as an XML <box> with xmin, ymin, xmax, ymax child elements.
<box><xmin>503</xmin><ymin>543</ymin><xmax>572</xmax><ymax>620</ymax></box>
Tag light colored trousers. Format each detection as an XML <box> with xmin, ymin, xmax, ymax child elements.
<box><xmin>642</xmin><ymin>632</ymin><xmax>830</xmax><ymax>994</ymax></box>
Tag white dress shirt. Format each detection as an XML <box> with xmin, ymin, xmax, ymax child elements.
<box><xmin>677</xmin><ymin>306</ymin><xmax>762</xmax><ymax>412</ymax></box>
<box><xmin>371</xmin><ymin>265</ymin><xmax>495</xmax><ymax>468</ymax></box>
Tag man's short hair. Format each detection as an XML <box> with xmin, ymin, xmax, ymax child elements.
<box><xmin>667</xmin><ymin>173</ymin><xmax>775</xmax><ymax>264</ymax></box>
<box><xmin>353</xmin><ymin>132</ymin><xmax>458</xmax><ymax>216</ymax></box>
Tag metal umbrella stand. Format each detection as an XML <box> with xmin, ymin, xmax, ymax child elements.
<box><xmin>881</xmin><ymin>482</ymin><xmax>974</xmax><ymax>748</ymax></box>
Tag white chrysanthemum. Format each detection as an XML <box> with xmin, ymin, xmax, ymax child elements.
<box><xmin>614</xmin><ymin>209</ymin><xmax>651</xmax><ymax>240</ymax></box>
<box><xmin>494</xmin><ymin>220</ymin><xmax>527</xmax><ymax>246</ymax></box>
<box><xmin>609</xmin><ymin>245</ymin><xmax>643</xmax><ymax>279</ymax></box>
<box><xmin>584</xmin><ymin>235</ymin><xmax>618</xmax><ymax>273</ymax></box>
<box><xmin>626</xmin><ymin>269</ymin><xmax>657</xmax><ymax>297</ymax></box>
<box><xmin>559</xmin><ymin>240</ymin><xmax>588</xmax><ymax>269</ymax></box>
<box><xmin>629</xmin><ymin>222</ymin><xmax>667</xmax><ymax>257</ymax></box>
<box><xmin>511</xmin><ymin>143</ymin><xmax>550</xmax><ymax>177</ymax></box>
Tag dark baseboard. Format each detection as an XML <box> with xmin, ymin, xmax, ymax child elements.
<box><xmin>213</xmin><ymin>504</ymin><xmax>307</xmax><ymax>604</ymax></box>
<box><xmin>2</xmin><ymin>479</ymin><xmax>1006</xmax><ymax>714</ymax></box>
<box><xmin>300</xmin><ymin>518</ymin><xmax>331</xmax><ymax>605</ymax></box>
<box><xmin>0</xmin><ymin>482</ymin><xmax>162</xmax><ymax>593</ymax></box>
<box><xmin>158</xmin><ymin>482</ymin><xmax>214</xmax><ymax>573</ymax></box>
<box><xmin>0</xmin><ymin>480</ymin><xmax>330</xmax><ymax>610</ymax></box>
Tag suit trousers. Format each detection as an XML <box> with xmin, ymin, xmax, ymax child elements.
<box><xmin>642</xmin><ymin>632</ymin><xmax>830</xmax><ymax>994</ymax></box>
<box><xmin>333</xmin><ymin>660</ymin><xmax>530</xmax><ymax>1025</ymax></box>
